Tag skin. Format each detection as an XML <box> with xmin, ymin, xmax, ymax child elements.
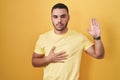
<box><xmin>51</xmin><ymin>8</ymin><xmax>69</xmax><ymax>34</ymax></box>
<box><xmin>32</xmin><ymin>8</ymin><xmax>104</xmax><ymax>67</ymax></box>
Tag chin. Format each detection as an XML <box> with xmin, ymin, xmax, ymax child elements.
<box><xmin>56</xmin><ymin>27</ymin><xmax>66</xmax><ymax>31</ymax></box>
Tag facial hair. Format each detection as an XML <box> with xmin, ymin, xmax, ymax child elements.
<box><xmin>52</xmin><ymin>21</ymin><xmax>68</xmax><ymax>31</ymax></box>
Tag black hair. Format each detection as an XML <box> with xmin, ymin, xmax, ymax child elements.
<box><xmin>51</xmin><ymin>3</ymin><xmax>69</xmax><ymax>13</ymax></box>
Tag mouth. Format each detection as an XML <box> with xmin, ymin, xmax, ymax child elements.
<box><xmin>56</xmin><ymin>23</ymin><xmax>64</xmax><ymax>27</ymax></box>
<box><xmin>57</xmin><ymin>24</ymin><xmax>62</xmax><ymax>27</ymax></box>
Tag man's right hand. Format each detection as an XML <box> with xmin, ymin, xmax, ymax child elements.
<box><xmin>46</xmin><ymin>46</ymin><xmax>68</xmax><ymax>63</ymax></box>
<box><xmin>32</xmin><ymin>46</ymin><xmax>68</xmax><ymax>67</ymax></box>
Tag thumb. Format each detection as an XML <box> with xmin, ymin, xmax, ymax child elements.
<box><xmin>85</xmin><ymin>27</ymin><xmax>90</xmax><ymax>33</ymax></box>
<box><xmin>85</xmin><ymin>27</ymin><xmax>92</xmax><ymax>35</ymax></box>
<box><xmin>50</xmin><ymin>46</ymin><xmax>56</xmax><ymax>53</ymax></box>
<box><xmin>88</xmin><ymin>30</ymin><xmax>93</xmax><ymax>35</ymax></box>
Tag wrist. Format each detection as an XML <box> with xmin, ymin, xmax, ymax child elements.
<box><xmin>93</xmin><ymin>36</ymin><xmax>101</xmax><ymax>40</ymax></box>
<box><xmin>45</xmin><ymin>56</ymin><xmax>51</xmax><ymax>64</ymax></box>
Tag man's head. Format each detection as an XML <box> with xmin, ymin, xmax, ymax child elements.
<box><xmin>51</xmin><ymin>3</ymin><xmax>69</xmax><ymax>14</ymax></box>
<box><xmin>51</xmin><ymin>3</ymin><xmax>70</xmax><ymax>33</ymax></box>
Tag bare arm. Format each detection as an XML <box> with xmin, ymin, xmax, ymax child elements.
<box><xmin>32</xmin><ymin>53</ymin><xmax>49</xmax><ymax>67</ymax></box>
<box><xmin>86</xmin><ymin>18</ymin><xmax>104</xmax><ymax>59</ymax></box>
<box><xmin>32</xmin><ymin>46</ymin><xmax>68</xmax><ymax>67</ymax></box>
<box><xmin>86</xmin><ymin>39</ymin><xmax>104</xmax><ymax>59</ymax></box>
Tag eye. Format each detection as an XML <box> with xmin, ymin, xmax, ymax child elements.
<box><xmin>61</xmin><ymin>14</ymin><xmax>66</xmax><ymax>18</ymax></box>
<box><xmin>53</xmin><ymin>15</ymin><xmax>58</xmax><ymax>19</ymax></box>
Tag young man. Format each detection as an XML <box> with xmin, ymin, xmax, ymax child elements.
<box><xmin>32</xmin><ymin>3</ymin><xmax>104</xmax><ymax>80</ymax></box>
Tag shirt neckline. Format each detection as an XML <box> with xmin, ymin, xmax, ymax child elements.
<box><xmin>51</xmin><ymin>29</ymin><xmax>70</xmax><ymax>37</ymax></box>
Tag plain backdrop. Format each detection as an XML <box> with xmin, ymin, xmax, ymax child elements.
<box><xmin>0</xmin><ymin>0</ymin><xmax>120</xmax><ymax>80</ymax></box>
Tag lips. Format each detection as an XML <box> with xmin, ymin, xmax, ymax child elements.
<box><xmin>57</xmin><ymin>24</ymin><xmax>62</xmax><ymax>26</ymax></box>
<box><xmin>56</xmin><ymin>23</ymin><xmax>63</xmax><ymax>27</ymax></box>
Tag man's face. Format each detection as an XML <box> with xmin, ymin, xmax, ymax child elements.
<box><xmin>51</xmin><ymin>8</ymin><xmax>69</xmax><ymax>31</ymax></box>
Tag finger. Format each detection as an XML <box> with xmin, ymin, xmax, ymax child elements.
<box><xmin>57</xmin><ymin>51</ymin><xmax>67</xmax><ymax>56</ymax></box>
<box><xmin>60</xmin><ymin>54</ymin><xmax>68</xmax><ymax>57</ymax></box>
<box><xmin>54</xmin><ymin>60</ymin><xmax>65</xmax><ymax>63</ymax></box>
<box><xmin>57</xmin><ymin>57</ymin><xmax>68</xmax><ymax>60</ymax></box>
<box><xmin>85</xmin><ymin>27</ymin><xmax>90</xmax><ymax>32</ymax></box>
<box><xmin>55</xmin><ymin>54</ymin><xmax>68</xmax><ymax>62</ymax></box>
<box><xmin>92</xmin><ymin>18</ymin><xmax>100</xmax><ymax>27</ymax></box>
<box><xmin>50</xmin><ymin>46</ymin><xmax>56</xmax><ymax>53</ymax></box>
<box><xmin>97</xmin><ymin>22</ymin><xmax>100</xmax><ymax>28</ymax></box>
<box><xmin>94</xmin><ymin>19</ymin><xmax>99</xmax><ymax>27</ymax></box>
<box><xmin>54</xmin><ymin>57</ymin><xmax>68</xmax><ymax>62</ymax></box>
<box><xmin>93</xmin><ymin>18</ymin><xmax>97</xmax><ymax>25</ymax></box>
<box><xmin>56</xmin><ymin>54</ymin><xmax>68</xmax><ymax>61</ymax></box>
<box><xmin>88</xmin><ymin>30</ymin><xmax>94</xmax><ymax>36</ymax></box>
<box><xmin>90</xmin><ymin>18</ymin><xmax>94</xmax><ymax>26</ymax></box>
<box><xmin>90</xmin><ymin>18</ymin><xmax>95</xmax><ymax>30</ymax></box>
<box><xmin>53</xmin><ymin>56</ymin><xmax>68</xmax><ymax>63</ymax></box>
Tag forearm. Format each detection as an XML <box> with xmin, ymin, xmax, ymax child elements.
<box><xmin>32</xmin><ymin>49</ymin><xmax>68</xmax><ymax>67</ymax></box>
<box><xmin>94</xmin><ymin>39</ymin><xmax>104</xmax><ymax>58</ymax></box>
<box><xmin>32</xmin><ymin>52</ymin><xmax>50</xmax><ymax>67</ymax></box>
<box><xmin>32</xmin><ymin>56</ymin><xmax>50</xmax><ymax>67</ymax></box>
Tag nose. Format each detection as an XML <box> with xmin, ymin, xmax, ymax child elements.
<box><xmin>58</xmin><ymin>17</ymin><xmax>62</xmax><ymax>22</ymax></box>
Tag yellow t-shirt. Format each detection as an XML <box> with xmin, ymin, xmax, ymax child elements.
<box><xmin>34</xmin><ymin>29</ymin><xmax>93</xmax><ymax>80</ymax></box>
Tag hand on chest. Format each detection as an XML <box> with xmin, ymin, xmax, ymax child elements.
<box><xmin>44</xmin><ymin>36</ymin><xmax>83</xmax><ymax>56</ymax></box>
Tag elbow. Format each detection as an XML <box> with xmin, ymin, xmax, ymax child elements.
<box><xmin>95</xmin><ymin>52</ymin><xmax>105</xmax><ymax>59</ymax></box>
<box><xmin>94</xmin><ymin>48</ymin><xmax>105</xmax><ymax>59</ymax></box>
<box><xmin>32</xmin><ymin>62</ymin><xmax>38</xmax><ymax>67</ymax></box>
<box><xmin>32</xmin><ymin>59</ymin><xmax>41</xmax><ymax>67</ymax></box>
<box><xmin>32</xmin><ymin>61</ymin><xmax>38</xmax><ymax>67</ymax></box>
<box><xmin>95</xmin><ymin>55</ymin><xmax>104</xmax><ymax>59</ymax></box>
<box><xmin>32</xmin><ymin>59</ymin><xmax>47</xmax><ymax>67</ymax></box>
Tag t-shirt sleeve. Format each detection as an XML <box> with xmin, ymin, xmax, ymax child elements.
<box><xmin>83</xmin><ymin>36</ymin><xmax>94</xmax><ymax>51</ymax></box>
<box><xmin>34</xmin><ymin>35</ymin><xmax>45</xmax><ymax>54</ymax></box>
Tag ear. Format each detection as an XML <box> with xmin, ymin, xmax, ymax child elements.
<box><xmin>68</xmin><ymin>15</ymin><xmax>70</xmax><ymax>21</ymax></box>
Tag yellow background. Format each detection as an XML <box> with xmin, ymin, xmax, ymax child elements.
<box><xmin>0</xmin><ymin>0</ymin><xmax>120</xmax><ymax>80</ymax></box>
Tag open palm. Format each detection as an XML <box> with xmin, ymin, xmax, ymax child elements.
<box><xmin>88</xmin><ymin>18</ymin><xmax>101</xmax><ymax>37</ymax></box>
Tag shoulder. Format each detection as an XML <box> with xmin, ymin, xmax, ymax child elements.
<box><xmin>37</xmin><ymin>30</ymin><xmax>52</xmax><ymax>41</ymax></box>
<box><xmin>69</xmin><ymin>29</ymin><xmax>86</xmax><ymax>37</ymax></box>
<box><xmin>39</xmin><ymin>30</ymin><xmax>52</xmax><ymax>37</ymax></box>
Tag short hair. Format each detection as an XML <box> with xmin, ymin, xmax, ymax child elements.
<box><xmin>51</xmin><ymin>3</ymin><xmax>69</xmax><ymax>13</ymax></box>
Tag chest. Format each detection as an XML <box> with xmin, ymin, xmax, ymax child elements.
<box><xmin>43</xmin><ymin>35</ymin><xmax>84</xmax><ymax>56</ymax></box>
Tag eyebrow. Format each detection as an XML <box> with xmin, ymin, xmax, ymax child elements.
<box><xmin>52</xmin><ymin>14</ymin><xmax>67</xmax><ymax>17</ymax></box>
<box><xmin>61</xmin><ymin>14</ymin><xmax>66</xmax><ymax>17</ymax></box>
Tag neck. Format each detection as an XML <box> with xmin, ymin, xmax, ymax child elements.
<box><xmin>54</xmin><ymin>28</ymin><xmax>68</xmax><ymax>35</ymax></box>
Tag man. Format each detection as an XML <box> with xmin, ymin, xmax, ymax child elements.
<box><xmin>32</xmin><ymin>3</ymin><xmax>104</xmax><ymax>80</ymax></box>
